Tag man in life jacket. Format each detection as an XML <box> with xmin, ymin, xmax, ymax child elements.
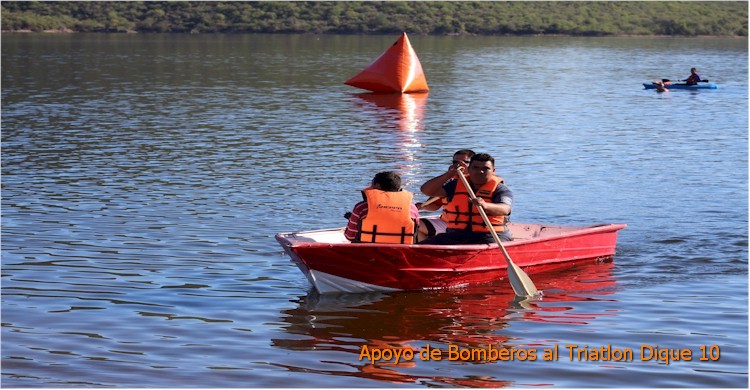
<box><xmin>344</xmin><ymin>171</ymin><xmax>420</xmax><ymax>244</ymax></box>
<box><xmin>416</xmin><ymin>149</ymin><xmax>475</xmax><ymax>241</ymax></box>
<box><xmin>418</xmin><ymin>153</ymin><xmax>512</xmax><ymax>245</ymax></box>
<box><xmin>685</xmin><ymin>67</ymin><xmax>702</xmax><ymax>85</ymax></box>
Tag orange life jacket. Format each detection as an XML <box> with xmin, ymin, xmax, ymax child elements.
<box><xmin>439</xmin><ymin>175</ymin><xmax>504</xmax><ymax>222</ymax></box>
<box><xmin>441</xmin><ymin>175</ymin><xmax>508</xmax><ymax>233</ymax></box>
<box><xmin>357</xmin><ymin>188</ymin><xmax>416</xmax><ymax>244</ymax></box>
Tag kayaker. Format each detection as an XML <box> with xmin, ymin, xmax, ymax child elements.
<box><xmin>416</xmin><ymin>149</ymin><xmax>475</xmax><ymax>241</ymax></box>
<box><xmin>655</xmin><ymin>81</ymin><xmax>669</xmax><ymax>93</ymax></box>
<box><xmin>685</xmin><ymin>68</ymin><xmax>702</xmax><ymax>85</ymax></box>
<box><xmin>419</xmin><ymin>153</ymin><xmax>513</xmax><ymax>245</ymax></box>
<box><xmin>344</xmin><ymin>171</ymin><xmax>420</xmax><ymax>244</ymax></box>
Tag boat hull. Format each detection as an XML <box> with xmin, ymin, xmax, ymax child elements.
<box><xmin>276</xmin><ymin>222</ymin><xmax>626</xmax><ymax>294</ymax></box>
<box><xmin>643</xmin><ymin>83</ymin><xmax>717</xmax><ymax>90</ymax></box>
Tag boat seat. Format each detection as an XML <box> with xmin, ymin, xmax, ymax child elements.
<box><xmin>509</xmin><ymin>223</ymin><xmax>544</xmax><ymax>240</ymax></box>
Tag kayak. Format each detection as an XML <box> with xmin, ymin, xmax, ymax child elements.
<box><xmin>643</xmin><ymin>82</ymin><xmax>717</xmax><ymax>90</ymax></box>
<box><xmin>275</xmin><ymin>218</ymin><xmax>626</xmax><ymax>294</ymax></box>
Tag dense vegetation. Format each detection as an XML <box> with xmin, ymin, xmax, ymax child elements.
<box><xmin>2</xmin><ymin>1</ymin><xmax>747</xmax><ymax>37</ymax></box>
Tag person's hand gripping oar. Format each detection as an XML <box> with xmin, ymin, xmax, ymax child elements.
<box><xmin>455</xmin><ymin>167</ymin><xmax>539</xmax><ymax>297</ymax></box>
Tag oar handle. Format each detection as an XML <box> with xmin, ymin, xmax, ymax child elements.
<box><xmin>417</xmin><ymin>196</ymin><xmax>442</xmax><ymax>210</ymax></box>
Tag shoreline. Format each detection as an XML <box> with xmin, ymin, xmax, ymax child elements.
<box><xmin>1</xmin><ymin>29</ymin><xmax>746</xmax><ymax>39</ymax></box>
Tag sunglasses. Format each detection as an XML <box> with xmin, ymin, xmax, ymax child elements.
<box><xmin>452</xmin><ymin>160</ymin><xmax>471</xmax><ymax>165</ymax></box>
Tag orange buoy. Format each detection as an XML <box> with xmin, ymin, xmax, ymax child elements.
<box><xmin>345</xmin><ymin>33</ymin><xmax>429</xmax><ymax>94</ymax></box>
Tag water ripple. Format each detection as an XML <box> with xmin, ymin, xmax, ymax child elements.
<box><xmin>2</xmin><ymin>34</ymin><xmax>746</xmax><ymax>388</ymax></box>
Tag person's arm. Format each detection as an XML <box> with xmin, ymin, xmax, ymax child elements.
<box><xmin>471</xmin><ymin>183</ymin><xmax>512</xmax><ymax>216</ymax></box>
<box><xmin>421</xmin><ymin>162</ymin><xmax>465</xmax><ymax>197</ymax></box>
<box><xmin>420</xmin><ymin>171</ymin><xmax>452</xmax><ymax>197</ymax></box>
<box><xmin>472</xmin><ymin>198</ymin><xmax>511</xmax><ymax>216</ymax></box>
<box><xmin>410</xmin><ymin>204</ymin><xmax>421</xmax><ymax>226</ymax></box>
<box><xmin>344</xmin><ymin>202</ymin><xmax>367</xmax><ymax>241</ymax></box>
<box><xmin>416</xmin><ymin>198</ymin><xmax>443</xmax><ymax>211</ymax></box>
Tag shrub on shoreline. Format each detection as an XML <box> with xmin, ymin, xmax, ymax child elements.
<box><xmin>1</xmin><ymin>1</ymin><xmax>747</xmax><ymax>37</ymax></box>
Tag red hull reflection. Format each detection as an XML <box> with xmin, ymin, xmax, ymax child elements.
<box><xmin>272</xmin><ymin>260</ymin><xmax>617</xmax><ymax>386</ymax></box>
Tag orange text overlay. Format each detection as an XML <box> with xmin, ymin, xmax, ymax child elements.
<box><xmin>358</xmin><ymin>344</ymin><xmax>721</xmax><ymax>364</ymax></box>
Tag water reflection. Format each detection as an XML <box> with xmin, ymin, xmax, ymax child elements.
<box><xmin>272</xmin><ymin>260</ymin><xmax>617</xmax><ymax>386</ymax></box>
<box><xmin>353</xmin><ymin>92</ymin><xmax>429</xmax><ymax>134</ymax></box>
<box><xmin>352</xmin><ymin>92</ymin><xmax>429</xmax><ymax>180</ymax></box>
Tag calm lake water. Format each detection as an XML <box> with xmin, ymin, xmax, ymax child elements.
<box><xmin>2</xmin><ymin>34</ymin><xmax>747</xmax><ymax>388</ymax></box>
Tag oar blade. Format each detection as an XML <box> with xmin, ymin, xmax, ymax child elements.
<box><xmin>507</xmin><ymin>260</ymin><xmax>539</xmax><ymax>297</ymax></box>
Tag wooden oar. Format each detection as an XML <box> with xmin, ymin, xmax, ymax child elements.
<box><xmin>417</xmin><ymin>196</ymin><xmax>442</xmax><ymax>210</ymax></box>
<box><xmin>456</xmin><ymin>171</ymin><xmax>539</xmax><ymax>297</ymax></box>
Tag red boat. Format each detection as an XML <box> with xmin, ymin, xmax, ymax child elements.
<box><xmin>275</xmin><ymin>218</ymin><xmax>626</xmax><ymax>294</ymax></box>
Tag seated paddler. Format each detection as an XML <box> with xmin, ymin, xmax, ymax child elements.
<box><xmin>416</xmin><ymin>149</ymin><xmax>475</xmax><ymax>242</ymax></box>
<box><xmin>685</xmin><ymin>67</ymin><xmax>702</xmax><ymax>85</ymax></box>
<box><xmin>419</xmin><ymin>153</ymin><xmax>513</xmax><ymax>245</ymax></box>
<box><xmin>344</xmin><ymin>171</ymin><xmax>420</xmax><ymax>244</ymax></box>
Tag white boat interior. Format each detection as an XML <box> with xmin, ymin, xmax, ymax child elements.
<box><xmin>278</xmin><ymin>216</ymin><xmax>593</xmax><ymax>245</ymax></box>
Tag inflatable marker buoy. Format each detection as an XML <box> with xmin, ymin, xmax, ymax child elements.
<box><xmin>345</xmin><ymin>32</ymin><xmax>429</xmax><ymax>94</ymax></box>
